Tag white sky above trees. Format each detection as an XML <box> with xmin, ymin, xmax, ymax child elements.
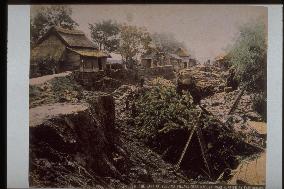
<box><xmin>31</xmin><ymin>5</ymin><xmax>267</xmax><ymax>62</ymax></box>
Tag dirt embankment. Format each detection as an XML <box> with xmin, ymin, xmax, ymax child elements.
<box><xmin>112</xmin><ymin>83</ymin><xmax>265</xmax><ymax>184</ymax></box>
<box><xmin>30</xmin><ymin>96</ymin><xmax>129</xmax><ymax>188</ymax></box>
<box><xmin>29</xmin><ymin>65</ymin><xmax>266</xmax><ymax>187</ymax></box>
<box><xmin>29</xmin><ymin>93</ymin><xmax>189</xmax><ymax>188</ymax></box>
<box><xmin>30</xmin><ymin>71</ymin><xmax>72</xmax><ymax>86</ymax></box>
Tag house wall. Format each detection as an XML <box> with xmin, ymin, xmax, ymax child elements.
<box><xmin>138</xmin><ymin>65</ymin><xmax>175</xmax><ymax>80</ymax></box>
<box><xmin>188</xmin><ymin>59</ymin><xmax>197</xmax><ymax>67</ymax></box>
<box><xmin>170</xmin><ymin>58</ymin><xmax>183</xmax><ymax>71</ymax></box>
<box><xmin>101</xmin><ymin>58</ymin><xmax>107</xmax><ymax>70</ymax></box>
<box><xmin>80</xmin><ymin>57</ymin><xmax>107</xmax><ymax>72</ymax></box>
<box><xmin>31</xmin><ymin>34</ymin><xmax>66</xmax><ymax>63</ymax></box>
<box><xmin>61</xmin><ymin>50</ymin><xmax>81</xmax><ymax>72</ymax></box>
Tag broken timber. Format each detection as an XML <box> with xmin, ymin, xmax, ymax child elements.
<box><xmin>226</xmin><ymin>88</ymin><xmax>245</xmax><ymax>117</ymax></box>
<box><xmin>196</xmin><ymin>126</ymin><xmax>212</xmax><ymax>179</ymax></box>
<box><xmin>199</xmin><ymin>104</ymin><xmax>231</xmax><ymax>132</ymax></box>
<box><xmin>174</xmin><ymin>121</ymin><xmax>198</xmax><ymax>171</ymax></box>
<box><xmin>174</xmin><ymin>112</ymin><xmax>212</xmax><ymax>178</ymax></box>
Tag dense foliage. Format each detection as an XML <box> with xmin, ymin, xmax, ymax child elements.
<box><xmin>31</xmin><ymin>5</ymin><xmax>78</xmax><ymax>45</ymax></box>
<box><xmin>227</xmin><ymin>20</ymin><xmax>267</xmax><ymax>93</ymax></box>
<box><xmin>37</xmin><ymin>58</ymin><xmax>58</xmax><ymax>75</ymax></box>
<box><xmin>29</xmin><ymin>75</ymin><xmax>83</xmax><ymax>108</ymax></box>
<box><xmin>134</xmin><ymin>82</ymin><xmax>201</xmax><ymax>138</ymax></box>
<box><xmin>252</xmin><ymin>92</ymin><xmax>267</xmax><ymax>121</ymax></box>
<box><xmin>151</xmin><ymin>32</ymin><xmax>187</xmax><ymax>54</ymax></box>
<box><xmin>118</xmin><ymin>24</ymin><xmax>152</xmax><ymax>69</ymax></box>
<box><xmin>227</xmin><ymin>20</ymin><xmax>267</xmax><ymax>120</ymax></box>
<box><xmin>89</xmin><ymin>20</ymin><xmax>120</xmax><ymax>52</ymax></box>
<box><xmin>88</xmin><ymin>20</ymin><xmax>187</xmax><ymax>69</ymax></box>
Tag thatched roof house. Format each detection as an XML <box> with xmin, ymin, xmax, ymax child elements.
<box><xmin>140</xmin><ymin>49</ymin><xmax>168</xmax><ymax>68</ymax></box>
<box><xmin>31</xmin><ymin>26</ymin><xmax>109</xmax><ymax>74</ymax></box>
<box><xmin>140</xmin><ymin>47</ymin><xmax>196</xmax><ymax>71</ymax></box>
<box><xmin>170</xmin><ymin>47</ymin><xmax>195</xmax><ymax>70</ymax></box>
<box><xmin>141</xmin><ymin>51</ymin><xmax>157</xmax><ymax>68</ymax></box>
<box><xmin>175</xmin><ymin>47</ymin><xmax>190</xmax><ymax>57</ymax></box>
<box><xmin>214</xmin><ymin>54</ymin><xmax>230</xmax><ymax>70</ymax></box>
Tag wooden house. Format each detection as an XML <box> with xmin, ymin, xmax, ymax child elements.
<box><xmin>175</xmin><ymin>47</ymin><xmax>191</xmax><ymax>69</ymax></box>
<box><xmin>141</xmin><ymin>50</ymin><xmax>168</xmax><ymax>68</ymax></box>
<box><xmin>141</xmin><ymin>52</ymin><xmax>157</xmax><ymax>68</ymax></box>
<box><xmin>168</xmin><ymin>53</ymin><xmax>183</xmax><ymax>71</ymax></box>
<box><xmin>140</xmin><ymin>47</ymin><xmax>195</xmax><ymax>71</ymax></box>
<box><xmin>31</xmin><ymin>26</ymin><xmax>109</xmax><ymax>74</ymax></box>
<box><xmin>107</xmin><ymin>53</ymin><xmax>124</xmax><ymax>70</ymax></box>
<box><xmin>214</xmin><ymin>55</ymin><xmax>230</xmax><ymax>70</ymax></box>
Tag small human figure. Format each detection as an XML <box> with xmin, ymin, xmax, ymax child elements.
<box><xmin>226</xmin><ymin>68</ymin><xmax>238</xmax><ymax>90</ymax></box>
<box><xmin>140</xmin><ymin>77</ymin><xmax>145</xmax><ymax>88</ymax></box>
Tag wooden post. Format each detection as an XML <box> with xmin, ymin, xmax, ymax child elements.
<box><xmin>175</xmin><ymin>112</ymin><xmax>202</xmax><ymax>171</ymax></box>
<box><xmin>174</xmin><ymin>125</ymin><xmax>197</xmax><ymax>171</ymax></box>
<box><xmin>196</xmin><ymin>127</ymin><xmax>212</xmax><ymax>179</ymax></box>
<box><xmin>81</xmin><ymin>57</ymin><xmax>84</xmax><ymax>72</ymax></box>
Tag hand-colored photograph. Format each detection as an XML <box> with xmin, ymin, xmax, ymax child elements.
<box><xmin>29</xmin><ymin>5</ymin><xmax>267</xmax><ymax>188</ymax></box>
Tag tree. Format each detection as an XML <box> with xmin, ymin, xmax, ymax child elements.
<box><xmin>227</xmin><ymin>20</ymin><xmax>267</xmax><ymax>93</ymax></box>
<box><xmin>227</xmin><ymin>20</ymin><xmax>267</xmax><ymax>120</ymax></box>
<box><xmin>117</xmin><ymin>24</ymin><xmax>152</xmax><ymax>69</ymax></box>
<box><xmin>89</xmin><ymin>20</ymin><xmax>120</xmax><ymax>52</ymax></box>
<box><xmin>151</xmin><ymin>32</ymin><xmax>186</xmax><ymax>53</ymax></box>
<box><xmin>31</xmin><ymin>5</ymin><xmax>78</xmax><ymax>45</ymax></box>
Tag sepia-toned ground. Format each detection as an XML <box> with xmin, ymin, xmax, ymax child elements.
<box><xmin>229</xmin><ymin>151</ymin><xmax>266</xmax><ymax>185</ymax></box>
<box><xmin>30</xmin><ymin>71</ymin><xmax>72</xmax><ymax>86</ymax></box>
<box><xmin>29</xmin><ymin>67</ymin><xmax>267</xmax><ymax>188</ymax></box>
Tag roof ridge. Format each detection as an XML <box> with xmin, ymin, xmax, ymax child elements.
<box><xmin>176</xmin><ymin>47</ymin><xmax>189</xmax><ymax>57</ymax></box>
<box><xmin>53</xmin><ymin>26</ymin><xmax>84</xmax><ymax>35</ymax></box>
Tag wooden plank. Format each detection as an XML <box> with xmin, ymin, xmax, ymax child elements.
<box><xmin>196</xmin><ymin>127</ymin><xmax>212</xmax><ymax>179</ymax></box>
<box><xmin>174</xmin><ymin>112</ymin><xmax>202</xmax><ymax>171</ymax></box>
<box><xmin>227</xmin><ymin>88</ymin><xmax>245</xmax><ymax>116</ymax></box>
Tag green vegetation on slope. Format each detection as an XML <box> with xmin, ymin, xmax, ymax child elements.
<box><xmin>29</xmin><ymin>75</ymin><xmax>83</xmax><ymax>108</ymax></box>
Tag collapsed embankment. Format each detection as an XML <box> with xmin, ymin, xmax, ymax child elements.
<box><xmin>29</xmin><ymin>96</ymin><xmax>130</xmax><ymax>188</ymax></box>
<box><xmin>124</xmin><ymin>82</ymin><xmax>264</xmax><ymax>182</ymax></box>
<box><xmin>29</xmin><ymin>65</ymin><xmax>266</xmax><ymax>187</ymax></box>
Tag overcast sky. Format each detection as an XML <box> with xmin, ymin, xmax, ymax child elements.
<box><xmin>31</xmin><ymin>5</ymin><xmax>267</xmax><ymax>62</ymax></box>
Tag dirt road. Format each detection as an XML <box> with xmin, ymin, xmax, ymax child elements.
<box><xmin>29</xmin><ymin>103</ymin><xmax>88</xmax><ymax>127</ymax></box>
<box><xmin>228</xmin><ymin>121</ymin><xmax>267</xmax><ymax>185</ymax></box>
<box><xmin>228</xmin><ymin>151</ymin><xmax>266</xmax><ymax>185</ymax></box>
<box><xmin>30</xmin><ymin>71</ymin><xmax>72</xmax><ymax>86</ymax></box>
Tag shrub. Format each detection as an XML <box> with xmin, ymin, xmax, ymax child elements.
<box><xmin>252</xmin><ymin>92</ymin><xmax>267</xmax><ymax>121</ymax></box>
<box><xmin>227</xmin><ymin>20</ymin><xmax>267</xmax><ymax>93</ymax></box>
<box><xmin>50</xmin><ymin>76</ymin><xmax>83</xmax><ymax>102</ymax></box>
<box><xmin>134</xmin><ymin>83</ymin><xmax>200</xmax><ymax>138</ymax></box>
<box><xmin>29</xmin><ymin>75</ymin><xmax>84</xmax><ymax>108</ymax></box>
<box><xmin>37</xmin><ymin>58</ymin><xmax>58</xmax><ymax>75</ymax></box>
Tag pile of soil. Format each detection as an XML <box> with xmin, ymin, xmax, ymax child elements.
<box><xmin>179</xmin><ymin>66</ymin><xmax>227</xmax><ymax>95</ymax></box>
<box><xmin>201</xmin><ymin>90</ymin><xmax>262</xmax><ymax>122</ymax></box>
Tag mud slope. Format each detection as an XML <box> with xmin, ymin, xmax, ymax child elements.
<box><xmin>30</xmin><ymin>94</ymin><xmax>188</xmax><ymax>188</ymax></box>
<box><xmin>29</xmin><ymin>96</ymin><xmax>128</xmax><ymax>188</ymax></box>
